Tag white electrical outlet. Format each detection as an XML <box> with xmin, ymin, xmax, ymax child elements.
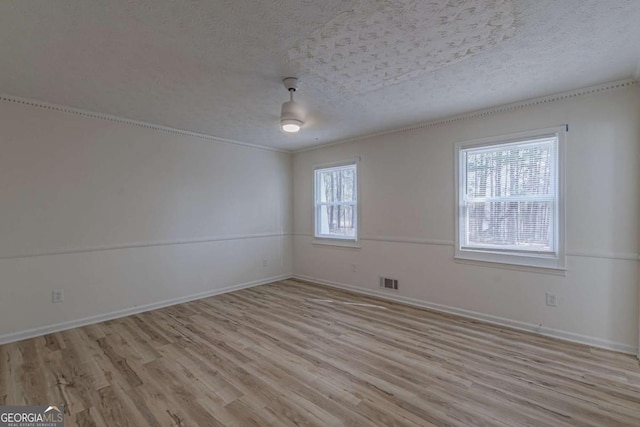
<box><xmin>262</xmin><ymin>259</ymin><xmax>268</xmax><ymax>267</ymax></box>
<box><xmin>546</xmin><ymin>293</ymin><xmax>557</xmax><ymax>307</ymax></box>
<box><xmin>52</xmin><ymin>290</ymin><xmax>64</xmax><ymax>304</ymax></box>
<box><xmin>351</xmin><ymin>264</ymin><xmax>357</xmax><ymax>272</ymax></box>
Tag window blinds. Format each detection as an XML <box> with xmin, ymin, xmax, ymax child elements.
<box><xmin>461</xmin><ymin>137</ymin><xmax>558</xmax><ymax>253</ymax></box>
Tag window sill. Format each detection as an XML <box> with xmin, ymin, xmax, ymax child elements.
<box><xmin>454</xmin><ymin>256</ymin><xmax>567</xmax><ymax>276</ymax></box>
<box><xmin>312</xmin><ymin>238</ymin><xmax>361</xmax><ymax>249</ymax></box>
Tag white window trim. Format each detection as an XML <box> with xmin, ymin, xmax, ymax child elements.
<box><xmin>313</xmin><ymin>158</ymin><xmax>360</xmax><ymax>247</ymax></box>
<box><xmin>454</xmin><ymin>126</ymin><xmax>566</xmax><ymax>271</ymax></box>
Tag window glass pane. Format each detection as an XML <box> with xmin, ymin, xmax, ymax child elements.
<box><xmin>317</xmin><ymin>204</ymin><xmax>357</xmax><ymax>238</ymax></box>
<box><xmin>315</xmin><ymin>163</ymin><xmax>358</xmax><ymax>240</ymax></box>
<box><xmin>465</xmin><ymin>139</ymin><xmax>554</xmax><ymax>199</ymax></box>
<box><xmin>317</xmin><ymin>167</ymin><xmax>357</xmax><ymax>203</ymax></box>
<box><xmin>464</xmin><ymin>198</ymin><xmax>554</xmax><ymax>251</ymax></box>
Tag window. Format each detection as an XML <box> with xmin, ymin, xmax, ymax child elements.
<box><xmin>455</xmin><ymin>127</ymin><xmax>565</xmax><ymax>269</ymax></box>
<box><xmin>314</xmin><ymin>162</ymin><xmax>358</xmax><ymax>241</ymax></box>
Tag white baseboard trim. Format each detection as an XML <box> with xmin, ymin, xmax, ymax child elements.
<box><xmin>0</xmin><ymin>273</ymin><xmax>292</xmax><ymax>345</ymax></box>
<box><xmin>292</xmin><ymin>274</ymin><xmax>637</xmax><ymax>355</ymax></box>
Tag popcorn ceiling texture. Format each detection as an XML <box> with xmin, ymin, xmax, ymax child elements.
<box><xmin>0</xmin><ymin>0</ymin><xmax>638</xmax><ymax>150</ymax></box>
<box><xmin>288</xmin><ymin>0</ymin><xmax>518</xmax><ymax>94</ymax></box>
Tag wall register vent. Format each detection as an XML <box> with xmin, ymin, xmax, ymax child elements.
<box><xmin>380</xmin><ymin>277</ymin><xmax>399</xmax><ymax>290</ymax></box>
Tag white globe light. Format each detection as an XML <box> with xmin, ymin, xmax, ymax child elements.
<box><xmin>282</xmin><ymin>123</ymin><xmax>301</xmax><ymax>133</ymax></box>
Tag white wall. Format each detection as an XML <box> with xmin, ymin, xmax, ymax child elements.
<box><xmin>293</xmin><ymin>84</ymin><xmax>640</xmax><ymax>353</ymax></box>
<box><xmin>2</xmin><ymin>83</ymin><xmax>638</xmax><ymax>354</ymax></box>
<box><xmin>0</xmin><ymin>101</ymin><xmax>292</xmax><ymax>342</ymax></box>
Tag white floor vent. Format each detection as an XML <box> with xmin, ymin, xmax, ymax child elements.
<box><xmin>380</xmin><ymin>277</ymin><xmax>398</xmax><ymax>290</ymax></box>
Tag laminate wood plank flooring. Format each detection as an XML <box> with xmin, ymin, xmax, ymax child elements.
<box><xmin>1</xmin><ymin>279</ymin><xmax>640</xmax><ymax>426</ymax></box>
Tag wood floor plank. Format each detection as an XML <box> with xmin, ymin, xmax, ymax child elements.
<box><xmin>70</xmin><ymin>407</ymin><xmax>106</xmax><ymax>427</ymax></box>
<box><xmin>2</xmin><ymin>279</ymin><xmax>640</xmax><ymax>426</ymax></box>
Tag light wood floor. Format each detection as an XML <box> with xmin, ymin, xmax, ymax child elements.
<box><xmin>2</xmin><ymin>279</ymin><xmax>640</xmax><ymax>426</ymax></box>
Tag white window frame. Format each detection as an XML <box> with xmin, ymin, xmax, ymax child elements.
<box><xmin>454</xmin><ymin>126</ymin><xmax>566</xmax><ymax>270</ymax></box>
<box><xmin>313</xmin><ymin>159</ymin><xmax>359</xmax><ymax>245</ymax></box>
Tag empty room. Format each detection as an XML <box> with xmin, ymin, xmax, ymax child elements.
<box><xmin>1</xmin><ymin>1</ymin><xmax>640</xmax><ymax>426</ymax></box>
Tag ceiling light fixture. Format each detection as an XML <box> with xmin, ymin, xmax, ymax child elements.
<box><xmin>280</xmin><ymin>77</ymin><xmax>304</xmax><ymax>133</ymax></box>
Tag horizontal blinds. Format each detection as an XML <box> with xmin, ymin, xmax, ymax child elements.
<box><xmin>462</xmin><ymin>136</ymin><xmax>557</xmax><ymax>253</ymax></box>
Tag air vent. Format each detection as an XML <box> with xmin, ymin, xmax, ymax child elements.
<box><xmin>380</xmin><ymin>277</ymin><xmax>398</xmax><ymax>290</ymax></box>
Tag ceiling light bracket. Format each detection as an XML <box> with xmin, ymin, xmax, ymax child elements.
<box><xmin>283</xmin><ymin>77</ymin><xmax>298</xmax><ymax>92</ymax></box>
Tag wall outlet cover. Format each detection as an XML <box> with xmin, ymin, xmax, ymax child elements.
<box><xmin>52</xmin><ymin>290</ymin><xmax>64</xmax><ymax>304</ymax></box>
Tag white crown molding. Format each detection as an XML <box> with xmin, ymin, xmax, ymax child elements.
<box><xmin>291</xmin><ymin>275</ymin><xmax>637</xmax><ymax>355</ymax></box>
<box><xmin>0</xmin><ymin>274</ymin><xmax>292</xmax><ymax>345</ymax></box>
<box><xmin>0</xmin><ymin>94</ymin><xmax>288</xmax><ymax>153</ymax></box>
<box><xmin>2</xmin><ymin>79</ymin><xmax>637</xmax><ymax>155</ymax></box>
<box><xmin>0</xmin><ymin>232</ymin><xmax>292</xmax><ymax>261</ymax></box>
<box><xmin>294</xmin><ymin>78</ymin><xmax>639</xmax><ymax>153</ymax></box>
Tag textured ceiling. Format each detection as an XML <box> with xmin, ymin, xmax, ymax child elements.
<box><xmin>288</xmin><ymin>0</ymin><xmax>518</xmax><ymax>94</ymax></box>
<box><xmin>0</xmin><ymin>0</ymin><xmax>639</xmax><ymax>150</ymax></box>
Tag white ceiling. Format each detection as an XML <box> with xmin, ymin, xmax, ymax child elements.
<box><xmin>0</xmin><ymin>0</ymin><xmax>639</xmax><ymax>150</ymax></box>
